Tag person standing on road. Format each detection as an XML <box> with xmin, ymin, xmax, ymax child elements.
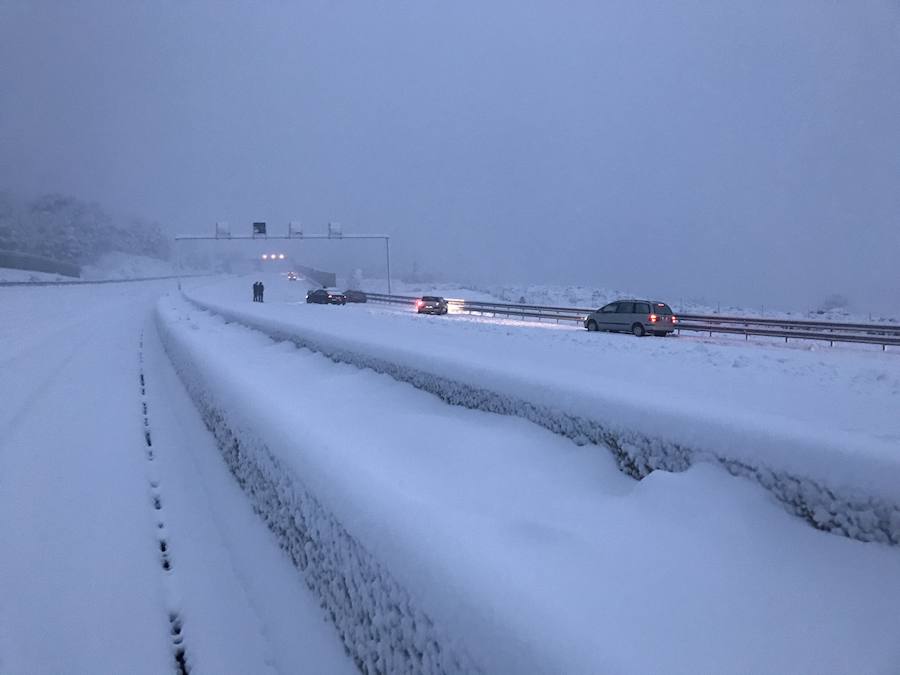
<box><xmin>259</xmin><ymin>281</ymin><xmax>265</xmax><ymax>303</ymax></box>
<box><xmin>252</xmin><ymin>281</ymin><xmax>259</xmax><ymax>302</ymax></box>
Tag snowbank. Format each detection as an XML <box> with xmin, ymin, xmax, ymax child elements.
<box><xmin>181</xmin><ymin>285</ymin><xmax>900</xmax><ymax>546</ymax></box>
<box><xmin>155</xmin><ymin>293</ymin><xmax>900</xmax><ymax>674</ymax></box>
<box><xmin>155</xmin><ymin>304</ymin><xmax>481</xmax><ymax>675</ymax></box>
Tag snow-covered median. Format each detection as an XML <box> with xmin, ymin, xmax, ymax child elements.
<box><xmin>182</xmin><ymin>277</ymin><xmax>900</xmax><ymax>546</ymax></box>
<box><xmin>156</xmin><ymin>292</ymin><xmax>900</xmax><ymax>674</ymax></box>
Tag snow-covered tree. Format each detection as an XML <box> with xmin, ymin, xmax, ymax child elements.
<box><xmin>0</xmin><ymin>191</ymin><xmax>170</xmax><ymax>264</ymax></box>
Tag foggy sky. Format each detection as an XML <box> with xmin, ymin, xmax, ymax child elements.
<box><xmin>1</xmin><ymin>1</ymin><xmax>898</xmax><ymax>310</ymax></box>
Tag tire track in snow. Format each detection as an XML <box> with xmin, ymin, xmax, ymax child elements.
<box><xmin>139</xmin><ymin>330</ymin><xmax>190</xmax><ymax>675</ymax></box>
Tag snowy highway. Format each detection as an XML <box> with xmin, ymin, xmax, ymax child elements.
<box><xmin>3</xmin><ymin>274</ymin><xmax>900</xmax><ymax>674</ymax></box>
<box><xmin>0</xmin><ymin>280</ymin><xmax>355</xmax><ymax>674</ymax></box>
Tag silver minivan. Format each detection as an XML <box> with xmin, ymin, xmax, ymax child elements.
<box><xmin>584</xmin><ymin>300</ymin><xmax>678</xmax><ymax>337</ymax></box>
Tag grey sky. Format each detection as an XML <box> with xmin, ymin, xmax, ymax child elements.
<box><xmin>1</xmin><ymin>1</ymin><xmax>898</xmax><ymax>310</ymax></box>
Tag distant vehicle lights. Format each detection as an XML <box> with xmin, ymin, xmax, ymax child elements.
<box><xmin>261</xmin><ymin>253</ymin><xmax>287</xmax><ymax>260</ymax></box>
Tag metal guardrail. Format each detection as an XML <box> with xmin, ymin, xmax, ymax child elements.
<box><xmin>0</xmin><ymin>249</ymin><xmax>81</xmax><ymax>278</ymax></box>
<box><xmin>0</xmin><ymin>273</ymin><xmax>211</xmax><ymax>288</ymax></box>
<box><xmin>677</xmin><ymin>313</ymin><xmax>900</xmax><ymax>335</ymax></box>
<box><xmin>365</xmin><ymin>292</ymin><xmax>900</xmax><ymax>350</ymax></box>
<box><xmin>675</xmin><ymin>322</ymin><xmax>900</xmax><ymax>348</ymax></box>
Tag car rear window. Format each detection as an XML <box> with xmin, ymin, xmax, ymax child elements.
<box><xmin>423</xmin><ymin>296</ymin><xmax>442</xmax><ymax>301</ymax></box>
<box><xmin>654</xmin><ymin>303</ymin><xmax>673</xmax><ymax>315</ymax></box>
<box><xmin>616</xmin><ymin>302</ymin><xmax>635</xmax><ymax>313</ymax></box>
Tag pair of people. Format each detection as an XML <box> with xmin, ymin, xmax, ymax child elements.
<box><xmin>252</xmin><ymin>281</ymin><xmax>265</xmax><ymax>302</ymax></box>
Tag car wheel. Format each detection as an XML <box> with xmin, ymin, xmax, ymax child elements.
<box><xmin>632</xmin><ymin>323</ymin><xmax>646</xmax><ymax>337</ymax></box>
<box><xmin>586</xmin><ymin>320</ymin><xmax>598</xmax><ymax>332</ymax></box>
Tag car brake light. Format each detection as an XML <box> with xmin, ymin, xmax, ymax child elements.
<box><xmin>649</xmin><ymin>314</ymin><xmax>658</xmax><ymax>323</ymax></box>
<box><xmin>672</xmin><ymin>316</ymin><xmax>678</xmax><ymax>324</ymax></box>
<box><xmin>416</xmin><ymin>300</ymin><xmax>423</xmax><ymax>307</ymax></box>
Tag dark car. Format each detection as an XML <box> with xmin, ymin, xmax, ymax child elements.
<box><xmin>287</xmin><ymin>271</ymin><xmax>298</xmax><ymax>281</ymax></box>
<box><xmin>584</xmin><ymin>300</ymin><xmax>678</xmax><ymax>337</ymax></box>
<box><xmin>343</xmin><ymin>289</ymin><xmax>368</xmax><ymax>303</ymax></box>
<box><xmin>416</xmin><ymin>296</ymin><xmax>448</xmax><ymax>315</ymax></box>
<box><xmin>306</xmin><ymin>288</ymin><xmax>346</xmax><ymax>305</ymax></box>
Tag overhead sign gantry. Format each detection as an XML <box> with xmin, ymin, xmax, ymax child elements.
<box><xmin>175</xmin><ymin>220</ymin><xmax>393</xmax><ymax>293</ymax></box>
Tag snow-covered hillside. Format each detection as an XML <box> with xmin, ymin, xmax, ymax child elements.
<box><xmin>79</xmin><ymin>252</ymin><xmax>182</xmax><ymax>280</ymax></box>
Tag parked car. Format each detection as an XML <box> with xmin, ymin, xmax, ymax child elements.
<box><xmin>306</xmin><ymin>288</ymin><xmax>346</xmax><ymax>305</ymax></box>
<box><xmin>287</xmin><ymin>271</ymin><xmax>298</xmax><ymax>281</ymax></box>
<box><xmin>584</xmin><ymin>300</ymin><xmax>678</xmax><ymax>336</ymax></box>
<box><xmin>416</xmin><ymin>296</ymin><xmax>448</xmax><ymax>315</ymax></box>
<box><xmin>343</xmin><ymin>289</ymin><xmax>368</xmax><ymax>303</ymax></box>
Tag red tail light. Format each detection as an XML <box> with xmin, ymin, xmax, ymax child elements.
<box><xmin>672</xmin><ymin>316</ymin><xmax>678</xmax><ymax>324</ymax></box>
<box><xmin>416</xmin><ymin>300</ymin><xmax>423</xmax><ymax>307</ymax></box>
<box><xmin>649</xmin><ymin>314</ymin><xmax>658</xmax><ymax>323</ymax></box>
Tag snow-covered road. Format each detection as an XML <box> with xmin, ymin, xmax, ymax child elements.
<box><xmin>0</xmin><ymin>281</ymin><xmax>354</xmax><ymax>674</ymax></box>
<box><xmin>3</xmin><ymin>274</ymin><xmax>900</xmax><ymax>674</ymax></box>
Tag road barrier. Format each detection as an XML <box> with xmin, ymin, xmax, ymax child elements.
<box><xmin>294</xmin><ymin>264</ymin><xmax>336</xmax><ymax>288</ymax></box>
<box><xmin>365</xmin><ymin>293</ymin><xmax>900</xmax><ymax>350</ymax></box>
<box><xmin>0</xmin><ymin>249</ymin><xmax>81</xmax><ymax>278</ymax></box>
<box><xmin>0</xmin><ymin>273</ymin><xmax>212</xmax><ymax>288</ymax></box>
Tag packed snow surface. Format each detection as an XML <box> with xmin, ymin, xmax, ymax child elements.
<box><xmin>158</xmin><ymin>284</ymin><xmax>900</xmax><ymax>674</ymax></box>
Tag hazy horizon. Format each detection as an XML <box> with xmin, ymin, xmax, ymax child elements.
<box><xmin>2</xmin><ymin>1</ymin><xmax>898</xmax><ymax>312</ymax></box>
